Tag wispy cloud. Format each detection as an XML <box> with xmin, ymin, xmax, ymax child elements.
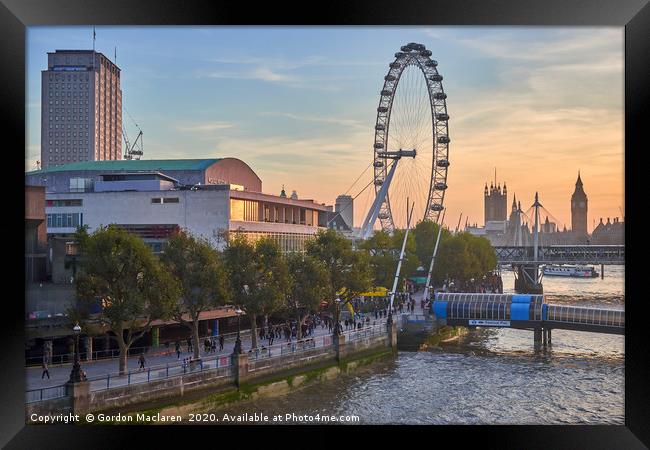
<box><xmin>176</xmin><ymin>122</ymin><xmax>235</xmax><ymax>132</ymax></box>
<box><xmin>259</xmin><ymin>112</ymin><xmax>366</xmax><ymax>129</ymax></box>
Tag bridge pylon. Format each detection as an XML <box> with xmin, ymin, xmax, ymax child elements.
<box><xmin>514</xmin><ymin>264</ymin><xmax>543</xmax><ymax>294</ymax></box>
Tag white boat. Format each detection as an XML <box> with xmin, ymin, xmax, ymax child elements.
<box><xmin>543</xmin><ymin>265</ymin><xmax>599</xmax><ymax>278</ymax></box>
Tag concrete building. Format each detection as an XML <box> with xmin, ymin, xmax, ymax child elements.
<box><xmin>335</xmin><ymin>194</ymin><xmax>354</xmax><ymax>230</ymax></box>
<box><xmin>26</xmin><ymin>157</ymin><xmax>330</xmax><ymax>257</ymax></box>
<box><xmin>25</xmin><ymin>186</ymin><xmax>48</xmax><ymax>284</ymax></box>
<box><xmin>41</xmin><ymin>50</ymin><xmax>122</xmax><ymax>168</ymax></box>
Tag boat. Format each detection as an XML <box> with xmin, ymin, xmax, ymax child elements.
<box><xmin>543</xmin><ymin>265</ymin><xmax>599</xmax><ymax>278</ymax></box>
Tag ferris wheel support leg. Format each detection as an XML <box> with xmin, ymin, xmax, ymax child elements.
<box><xmin>359</xmin><ymin>160</ymin><xmax>399</xmax><ymax>240</ymax></box>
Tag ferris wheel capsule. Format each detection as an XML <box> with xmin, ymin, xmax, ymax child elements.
<box><xmin>437</xmin><ymin>159</ymin><xmax>450</xmax><ymax>167</ymax></box>
<box><xmin>437</xmin><ymin>136</ymin><xmax>450</xmax><ymax>144</ymax></box>
<box><xmin>429</xmin><ymin>74</ymin><xmax>443</xmax><ymax>82</ymax></box>
<box><xmin>436</xmin><ymin>113</ymin><xmax>449</xmax><ymax>121</ymax></box>
<box><xmin>430</xmin><ymin>204</ymin><xmax>444</xmax><ymax>211</ymax></box>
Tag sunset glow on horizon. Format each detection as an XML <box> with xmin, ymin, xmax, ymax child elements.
<box><xmin>26</xmin><ymin>27</ymin><xmax>624</xmax><ymax>233</ymax></box>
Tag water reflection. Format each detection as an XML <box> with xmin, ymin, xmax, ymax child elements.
<box><xmin>207</xmin><ymin>266</ymin><xmax>624</xmax><ymax>424</ymax></box>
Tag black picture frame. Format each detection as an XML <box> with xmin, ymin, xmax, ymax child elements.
<box><xmin>2</xmin><ymin>0</ymin><xmax>648</xmax><ymax>447</ymax></box>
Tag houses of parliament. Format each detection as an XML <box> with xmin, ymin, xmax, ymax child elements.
<box><xmin>467</xmin><ymin>172</ymin><xmax>624</xmax><ymax>246</ymax></box>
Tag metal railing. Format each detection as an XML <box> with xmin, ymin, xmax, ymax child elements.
<box><xmin>26</xmin><ymin>384</ymin><xmax>68</xmax><ymax>404</ymax></box>
<box><xmin>342</xmin><ymin>323</ymin><xmax>388</xmax><ymax>342</ymax></box>
<box><xmin>247</xmin><ymin>335</ymin><xmax>331</xmax><ymax>361</ymax></box>
<box><xmin>85</xmin><ymin>352</ymin><xmax>234</xmax><ymax>393</ymax></box>
<box><xmin>26</xmin><ymin>329</ymin><xmax>253</xmax><ymax>367</ymax></box>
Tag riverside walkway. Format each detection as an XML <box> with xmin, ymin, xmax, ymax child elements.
<box><xmin>26</xmin><ymin>315</ymin><xmax>391</xmax><ymax>395</ymax></box>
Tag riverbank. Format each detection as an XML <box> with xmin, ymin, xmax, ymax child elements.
<box><xmin>123</xmin><ymin>347</ymin><xmax>394</xmax><ymax>424</ymax></box>
<box><xmin>26</xmin><ymin>322</ymin><xmax>397</xmax><ymax>422</ymax></box>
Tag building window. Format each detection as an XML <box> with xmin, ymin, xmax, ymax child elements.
<box><xmin>162</xmin><ymin>197</ymin><xmax>179</xmax><ymax>204</ymax></box>
<box><xmin>69</xmin><ymin>178</ymin><xmax>93</xmax><ymax>193</ymax></box>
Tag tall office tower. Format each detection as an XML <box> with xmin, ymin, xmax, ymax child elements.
<box><xmin>335</xmin><ymin>194</ymin><xmax>354</xmax><ymax>229</ymax></box>
<box><xmin>41</xmin><ymin>50</ymin><xmax>122</xmax><ymax>168</ymax></box>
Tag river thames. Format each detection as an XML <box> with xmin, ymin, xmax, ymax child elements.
<box><xmin>208</xmin><ymin>265</ymin><xmax>624</xmax><ymax>424</ymax></box>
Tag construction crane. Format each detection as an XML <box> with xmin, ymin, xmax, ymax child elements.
<box><xmin>454</xmin><ymin>212</ymin><xmax>463</xmax><ymax>234</ymax></box>
<box><xmin>123</xmin><ymin>108</ymin><xmax>143</xmax><ymax>160</ymax></box>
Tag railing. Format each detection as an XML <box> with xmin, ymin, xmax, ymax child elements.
<box><xmin>26</xmin><ymin>384</ymin><xmax>68</xmax><ymax>404</ymax></box>
<box><xmin>247</xmin><ymin>335</ymin><xmax>330</xmax><ymax>361</ymax></box>
<box><xmin>86</xmin><ymin>353</ymin><xmax>234</xmax><ymax>392</ymax></box>
<box><xmin>25</xmin><ymin>329</ymin><xmax>252</xmax><ymax>367</ymax></box>
<box><xmin>342</xmin><ymin>323</ymin><xmax>388</xmax><ymax>342</ymax></box>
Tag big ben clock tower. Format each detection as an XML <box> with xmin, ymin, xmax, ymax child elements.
<box><xmin>571</xmin><ymin>171</ymin><xmax>588</xmax><ymax>235</ymax></box>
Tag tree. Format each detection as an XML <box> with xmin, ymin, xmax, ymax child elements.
<box><xmin>250</xmin><ymin>238</ymin><xmax>290</xmax><ymax>347</ymax></box>
<box><xmin>285</xmin><ymin>253</ymin><xmax>331</xmax><ymax>339</ymax></box>
<box><xmin>414</xmin><ymin>220</ymin><xmax>452</xmax><ymax>270</ymax></box>
<box><xmin>160</xmin><ymin>230</ymin><xmax>230</xmax><ymax>360</ymax></box>
<box><xmin>305</xmin><ymin>229</ymin><xmax>372</xmax><ymax>329</ymax></box>
<box><xmin>75</xmin><ymin>225</ymin><xmax>179</xmax><ymax>375</ymax></box>
<box><xmin>359</xmin><ymin>229</ymin><xmax>419</xmax><ymax>290</ymax></box>
<box><xmin>435</xmin><ymin>232</ymin><xmax>497</xmax><ymax>289</ymax></box>
<box><xmin>224</xmin><ymin>235</ymin><xmax>289</xmax><ymax>349</ymax></box>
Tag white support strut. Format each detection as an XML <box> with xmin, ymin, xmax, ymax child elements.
<box><xmin>389</xmin><ymin>200</ymin><xmax>415</xmax><ymax>311</ymax></box>
<box><xmin>359</xmin><ymin>159</ymin><xmax>399</xmax><ymax>240</ymax></box>
<box><xmin>423</xmin><ymin>209</ymin><xmax>446</xmax><ymax>302</ymax></box>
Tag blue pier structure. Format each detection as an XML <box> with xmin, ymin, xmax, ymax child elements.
<box><xmin>432</xmin><ymin>293</ymin><xmax>624</xmax><ymax>349</ymax></box>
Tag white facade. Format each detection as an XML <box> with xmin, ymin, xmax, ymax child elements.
<box><xmin>46</xmin><ymin>189</ymin><xmax>230</xmax><ymax>249</ymax></box>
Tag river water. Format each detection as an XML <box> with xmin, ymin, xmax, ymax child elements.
<box><xmin>209</xmin><ymin>266</ymin><xmax>624</xmax><ymax>424</ymax></box>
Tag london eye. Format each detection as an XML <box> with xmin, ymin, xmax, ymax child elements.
<box><xmin>364</xmin><ymin>42</ymin><xmax>450</xmax><ymax>235</ymax></box>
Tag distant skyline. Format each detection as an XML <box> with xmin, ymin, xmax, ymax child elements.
<box><xmin>26</xmin><ymin>26</ymin><xmax>624</xmax><ymax>232</ymax></box>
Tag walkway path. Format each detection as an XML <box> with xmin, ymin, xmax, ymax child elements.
<box><xmin>26</xmin><ymin>315</ymin><xmax>392</xmax><ymax>390</ymax></box>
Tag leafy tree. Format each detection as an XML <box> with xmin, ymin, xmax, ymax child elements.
<box><xmin>285</xmin><ymin>253</ymin><xmax>331</xmax><ymax>339</ymax></box>
<box><xmin>75</xmin><ymin>225</ymin><xmax>179</xmax><ymax>375</ymax></box>
<box><xmin>435</xmin><ymin>232</ymin><xmax>497</xmax><ymax>289</ymax></box>
<box><xmin>160</xmin><ymin>230</ymin><xmax>230</xmax><ymax>360</ymax></box>
<box><xmin>224</xmin><ymin>235</ymin><xmax>289</xmax><ymax>349</ymax></box>
<box><xmin>359</xmin><ymin>229</ymin><xmax>419</xmax><ymax>290</ymax></box>
<box><xmin>305</xmin><ymin>229</ymin><xmax>372</xmax><ymax>330</ymax></box>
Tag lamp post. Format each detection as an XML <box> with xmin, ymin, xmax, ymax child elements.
<box><xmin>334</xmin><ymin>298</ymin><xmax>341</xmax><ymax>335</ymax></box>
<box><xmin>233</xmin><ymin>307</ymin><xmax>243</xmax><ymax>354</ymax></box>
<box><xmin>69</xmin><ymin>322</ymin><xmax>86</xmax><ymax>382</ymax></box>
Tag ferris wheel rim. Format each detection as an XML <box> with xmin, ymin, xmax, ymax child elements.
<box><xmin>372</xmin><ymin>44</ymin><xmax>450</xmax><ymax>232</ymax></box>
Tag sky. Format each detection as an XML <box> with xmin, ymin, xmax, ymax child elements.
<box><xmin>25</xmin><ymin>27</ymin><xmax>624</xmax><ymax>232</ymax></box>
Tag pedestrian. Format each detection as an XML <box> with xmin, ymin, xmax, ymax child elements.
<box><xmin>211</xmin><ymin>340</ymin><xmax>217</xmax><ymax>354</ymax></box>
<box><xmin>175</xmin><ymin>341</ymin><xmax>181</xmax><ymax>359</ymax></box>
<box><xmin>344</xmin><ymin>319</ymin><xmax>349</xmax><ymax>330</ymax></box>
<box><xmin>187</xmin><ymin>337</ymin><xmax>193</xmax><ymax>353</ymax></box>
<box><xmin>41</xmin><ymin>359</ymin><xmax>50</xmax><ymax>380</ymax></box>
<box><xmin>219</xmin><ymin>334</ymin><xmax>224</xmax><ymax>351</ymax></box>
<box><xmin>138</xmin><ymin>353</ymin><xmax>146</xmax><ymax>371</ymax></box>
<box><xmin>182</xmin><ymin>358</ymin><xmax>187</xmax><ymax>372</ymax></box>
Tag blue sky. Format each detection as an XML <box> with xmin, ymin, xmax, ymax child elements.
<box><xmin>26</xmin><ymin>26</ymin><xmax>624</xmax><ymax>231</ymax></box>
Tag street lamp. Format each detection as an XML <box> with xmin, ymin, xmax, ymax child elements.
<box><xmin>69</xmin><ymin>322</ymin><xmax>87</xmax><ymax>382</ymax></box>
<box><xmin>233</xmin><ymin>307</ymin><xmax>244</xmax><ymax>354</ymax></box>
<box><xmin>334</xmin><ymin>298</ymin><xmax>341</xmax><ymax>335</ymax></box>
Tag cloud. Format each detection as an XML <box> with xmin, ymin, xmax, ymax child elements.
<box><xmin>259</xmin><ymin>112</ymin><xmax>366</xmax><ymax>130</ymax></box>
<box><xmin>176</xmin><ymin>122</ymin><xmax>235</xmax><ymax>132</ymax></box>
